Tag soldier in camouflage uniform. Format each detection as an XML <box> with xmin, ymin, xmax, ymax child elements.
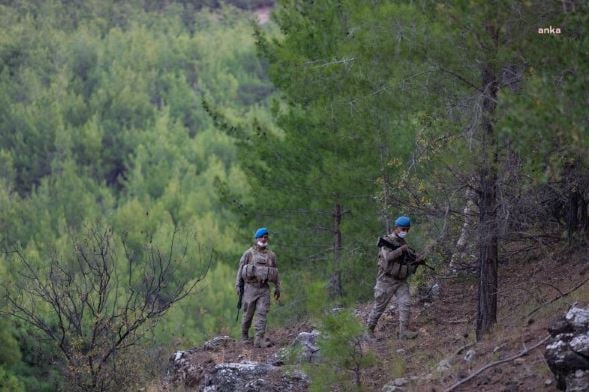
<box><xmin>366</xmin><ymin>216</ymin><xmax>421</xmax><ymax>340</ymax></box>
<box><xmin>235</xmin><ymin>227</ymin><xmax>281</xmax><ymax>348</ymax></box>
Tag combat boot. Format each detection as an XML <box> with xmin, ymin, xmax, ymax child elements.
<box><xmin>254</xmin><ymin>335</ymin><xmax>273</xmax><ymax>348</ymax></box>
<box><xmin>240</xmin><ymin>331</ymin><xmax>252</xmax><ymax>343</ymax></box>
<box><xmin>398</xmin><ymin>323</ymin><xmax>418</xmax><ymax>340</ymax></box>
<box><xmin>241</xmin><ymin>325</ymin><xmax>252</xmax><ymax>343</ymax></box>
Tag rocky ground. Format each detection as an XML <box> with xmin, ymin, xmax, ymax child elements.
<box><xmin>162</xmin><ymin>245</ymin><xmax>589</xmax><ymax>391</ymax></box>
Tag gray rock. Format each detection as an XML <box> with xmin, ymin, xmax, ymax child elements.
<box><xmin>436</xmin><ymin>359</ymin><xmax>452</xmax><ymax>373</ymax></box>
<box><xmin>549</xmin><ymin>316</ymin><xmax>574</xmax><ymax>337</ymax></box>
<box><xmin>545</xmin><ymin>306</ymin><xmax>589</xmax><ymax>391</ymax></box>
<box><xmin>382</xmin><ymin>381</ymin><xmax>404</xmax><ymax>392</ymax></box>
<box><xmin>267</xmin><ymin>347</ymin><xmax>288</xmax><ymax>366</ymax></box>
<box><xmin>203</xmin><ymin>361</ymin><xmax>308</xmax><ymax>392</ymax></box>
<box><xmin>463</xmin><ymin>349</ymin><xmax>476</xmax><ymax>362</ymax></box>
<box><xmin>429</xmin><ymin>283</ymin><xmax>441</xmax><ymax>299</ymax></box>
<box><xmin>566</xmin><ymin>307</ymin><xmax>589</xmax><ymax>331</ymax></box>
<box><xmin>204</xmin><ymin>336</ymin><xmax>235</xmax><ymax>351</ymax></box>
<box><xmin>266</xmin><ymin>330</ymin><xmax>321</xmax><ymax>367</ymax></box>
<box><xmin>418</xmin><ymin>282</ymin><xmax>441</xmax><ymax>303</ymax></box>
<box><xmin>166</xmin><ymin>349</ymin><xmax>214</xmax><ymax>388</ymax></box>
<box><xmin>392</xmin><ymin>377</ymin><xmax>408</xmax><ymax>386</ymax></box>
<box><xmin>566</xmin><ymin>370</ymin><xmax>589</xmax><ymax>392</ymax></box>
<box><xmin>544</xmin><ymin>378</ymin><xmax>553</xmax><ymax>386</ymax></box>
<box><xmin>545</xmin><ymin>334</ymin><xmax>589</xmax><ymax>370</ymax></box>
<box><xmin>165</xmin><ymin>338</ymin><xmax>310</xmax><ymax>391</ymax></box>
<box><xmin>291</xmin><ymin>330</ymin><xmax>321</xmax><ymax>363</ymax></box>
<box><xmin>570</xmin><ymin>333</ymin><xmax>589</xmax><ymax>356</ymax></box>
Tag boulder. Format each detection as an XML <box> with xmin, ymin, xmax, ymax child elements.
<box><xmin>382</xmin><ymin>381</ymin><xmax>404</xmax><ymax>392</ymax></box>
<box><xmin>204</xmin><ymin>336</ymin><xmax>235</xmax><ymax>351</ymax></box>
<box><xmin>566</xmin><ymin>370</ymin><xmax>589</xmax><ymax>392</ymax></box>
<box><xmin>545</xmin><ymin>305</ymin><xmax>589</xmax><ymax>391</ymax></box>
<box><xmin>291</xmin><ymin>330</ymin><xmax>321</xmax><ymax>363</ymax></box>
<box><xmin>203</xmin><ymin>361</ymin><xmax>308</xmax><ymax>392</ymax></box>
<box><xmin>164</xmin><ymin>335</ymin><xmax>309</xmax><ymax>391</ymax></box>
<box><xmin>566</xmin><ymin>307</ymin><xmax>589</xmax><ymax>331</ymax></box>
<box><xmin>549</xmin><ymin>316</ymin><xmax>574</xmax><ymax>337</ymax></box>
<box><xmin>266</xmin><ymin>330</ymin><xmax>321</xmax><ymax>367</ymax></box>
<box><xmin>166</xmin><ymin>349</ymin><xmax>215</xmax><ymax>388</ymax></box>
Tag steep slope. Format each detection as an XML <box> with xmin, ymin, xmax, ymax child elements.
<box><xmin>163</xmin><ymin>246</ymin><xmax>588</xmax><ymax>391</ymax></box>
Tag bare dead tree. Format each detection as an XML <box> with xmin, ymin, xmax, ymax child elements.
<box><xmin>1</xmin><ymin>227</ymin><xmax>212</xmax><ymax>392</ymax></box>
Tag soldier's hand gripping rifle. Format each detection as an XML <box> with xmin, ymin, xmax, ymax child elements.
<box><xmin>377</xmin><ymin>236</ymin><xmax>434</xmax><ymax>271</ymax></box>
<box><xmin>405</xmin><ymin>248</ymin><xmax>435</xmax><ymax>271</ymax></box>
<box><xmin>235</xmin><ymin>279</ymin><xmax>244</xmax><ymax>323</ymax></box>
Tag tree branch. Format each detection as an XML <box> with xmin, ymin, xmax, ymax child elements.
<box><xmin>444</xmin><ymin>335</ymin><xmax>550</xmax><ymax>392</ymax></box>
<box><xmin>527</xmin><ymin>274</ymin><xmax>589</xmax><ymax>318</ymax></box>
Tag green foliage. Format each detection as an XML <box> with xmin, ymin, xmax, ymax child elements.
<box><xmin>236</xmin><ymin>0</ymin><xmax>589</xmax><ymax>339</ymax></box>
<box><xmin>306</xmin><ymin>309</ymin><xmax>376</xmax><ymax>391</ymax></box>
<box><xmin>10</xmin><ymin>324</ymin><xmax>64</xmax><ymax>392</ymax></box>
<box><xmin>0</xmin><ymin>366</ymin><xmax>24</xmax><ymax>392</ymax></box>
<box><xmin>226</xmin><ymin>0</ymin><xmax>416</xmax><ymax>303</ymax></box>
<box><xmin>1</xmin><ymin>0</ymin><xmax>587</xmax><ymax>388</ymax></box>
<box><xmin>3</xmin><ymin>227</ymin><xmax>211</xmax><ymax>391</ymax></box>
<box><xmin>498</xmin><ymin>3</ymin><xmax>589</xmax><ymax>177</ymax></box>
<box><xmin>0</xmin><ymin>321</ymin><xmax>24</xmax><ymax>392</ymax></box>
<box><xmin>0</xmin><ymin>0</ymin><xmax>276</xmax><ymax>388</ymax></box>
<box><xmin>0</xmin><ymin>321</ymin><xmax>21</xmax><ymax>367</ymax></box>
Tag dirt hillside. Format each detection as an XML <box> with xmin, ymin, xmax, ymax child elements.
<box><xmin>166</xmin><ymin>245</ymin><xmax>588</xmax><ymax>391</ymax></box>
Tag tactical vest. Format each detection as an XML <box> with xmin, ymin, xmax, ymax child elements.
<box><xmin>388</xmin><ymin>258</ymin><xmax>417</xmax><ymax>280</ymax></box>
<box><xmin>378</xmin><ymin>236</ymin><xmax>417</xmax><ymax>280</ymax></box>
<box><xmin>240</xmin><ymin>248</ymin><xmax>279</xmax><ymax>285</ymax></box>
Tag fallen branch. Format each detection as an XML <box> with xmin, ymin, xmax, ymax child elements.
<box><xmin>441</xmin><ymin>318</ymin><xmax>469</xmax><ymax>324</ymax></box>
<box><xmin>443</xmin><ymin>335</ymin><xmax>550</xmax><ymax>392</ymax></box>
<box><xmin>527</xmin><ymin>274</ymin><xmax>589</xmax><ymax>318</ymax></box>
<box><xmin>454</xmin><ymin>342</ymin><xmax>475</xmax><ymax>356</ymax></box>
<box><xmin>530</xmin><ymin>280</ymin><xmax>564</xmax><ymax>296</ymax></box>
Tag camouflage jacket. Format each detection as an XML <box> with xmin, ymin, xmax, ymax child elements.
<box><xmin>376</xmin><ymin>234</ymin><xmax>415</xmax><ymax>281</ymax></box>
<box><xmin>235</xmin><ymin>244</ymin><xmax>281</xmax><ymax>291</ymax></box>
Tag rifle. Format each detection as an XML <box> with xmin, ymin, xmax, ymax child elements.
<box><xmin>404</xmin><ymin>247</ymin><xmax>435</xmax><ymax>271</ymax></box>
<box><xmin>376</xmin><ymin>236</ymin><xmax>397</xmax><ymax>250</ymax></box>
<box><xmin>235</xmin><ymin>279</ymin><xmax>244</xmax><ymax>323</ymax></box>
<box><xmin>377</xmin><ymin>236</ymin><xmax>435</xmax><ymax>271</ymax></box>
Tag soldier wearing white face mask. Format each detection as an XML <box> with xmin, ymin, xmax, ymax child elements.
<box><xmin>366</xmin><ymin>216</ymin><xmax>422</xmax><ymax>340</ymax></box>
<box><xmin>235</xmin><ymin>227</ymin><xmax>281</xmax><ymax>348</ymax></box>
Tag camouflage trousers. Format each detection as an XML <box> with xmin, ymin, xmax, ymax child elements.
<box><xmin>367</xmin><ymin>277</ymin><xmax>411</xmax><ymax>329</ymax></box>
<box><xmin>241</xmin><ymin>283</ymin><xmax>271</xmax><ymax>339</ymax></box>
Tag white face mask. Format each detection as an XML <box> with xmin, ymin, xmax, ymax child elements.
<box><xmin>257</xmin><ymin>240</ymin><xmax>268</xmax><ymax>248</ymax></box>
<box><xmin>397</xmin><ymin>231</ymin><xmax>408</xmax><ymax>239</ymax></box>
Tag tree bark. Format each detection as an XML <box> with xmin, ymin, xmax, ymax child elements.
<box><xmin>329</xmin><ymin>203</ymin><xmax>344</xmax><ymax>298</ymax></box>
<box><xmin>476</xmin><ymin>60</ymin><xmax>499</xmax><ymax>340</ymax></box>
<box><xmin>379</xmin><ymin>142</ymin><xmax>391</xmax><ymax>234</ymax></box>
<box><xmin>450</xmin><ymin>185</ymin><xmax>477</xmax><ymax>269</ymax></box>
<box><xmin>567</xmin><ymin>188</ymin><xmax>579</xmax><ymax>241</ymax></box>
<box><xmin>580</xmin><ymin>197</ymin><xmax>588</xmax><ymax>232</ymax></box>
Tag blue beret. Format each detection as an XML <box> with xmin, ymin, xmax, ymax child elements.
<box><xmin>254</xmin><ymin>227</ymin><xmax>269</xmax><ymax>238</ymax></box>
<box><xmin>394</xmin><ymin>216</ymin><xmax>411</xmax><ymax>228</ymax></box>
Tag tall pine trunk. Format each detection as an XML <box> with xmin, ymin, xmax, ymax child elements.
<box><xmin>329</xmin><ymin>203</ymin><xmax>344</xmax><ymax>298</ymax></box>
<box><xmin>476</xmin><ymin>59</ymin><xmax>500</xmax><ymax>340</ymax></box>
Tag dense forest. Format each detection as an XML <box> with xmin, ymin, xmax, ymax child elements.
<box><xmin>0</xmin><ymin>0</ymin><xmax>587</xmax><ymax>391</ymax></box>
